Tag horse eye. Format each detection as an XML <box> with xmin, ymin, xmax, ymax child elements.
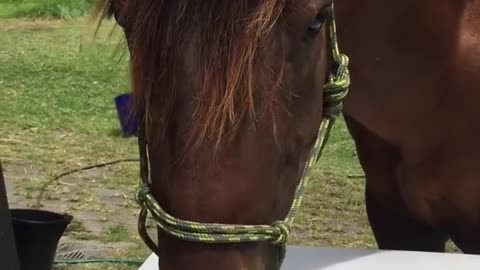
<box><xmin>308</xmin><ymin>12</ymin><xmax>326</xmax><ymax>32</ymax></box>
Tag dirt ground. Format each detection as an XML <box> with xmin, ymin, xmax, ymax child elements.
<box><xmin>4</xmin><ymin>160</ymin><xmax>153</xmax><ymax>264</ymax></box>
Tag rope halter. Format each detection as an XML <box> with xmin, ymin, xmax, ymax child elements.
<box><xmin>136</xmin><ymin>2</ymin><xmax>350</xmax><ymax>256</ymax></box>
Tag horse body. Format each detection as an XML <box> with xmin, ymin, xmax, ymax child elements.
<box><xmin>336</xmin><ymin>0</ymin><xmax>480</xmax><ymax>253</ymax></box>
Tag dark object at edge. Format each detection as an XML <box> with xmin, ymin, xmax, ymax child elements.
<box><xmin>0</xmin><ymin>160</ymin><xmax>21</xmax><ymax>270</ymax></box>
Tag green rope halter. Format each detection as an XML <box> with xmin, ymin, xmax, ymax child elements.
<box><xmin>136</xmin><ymin>3</ymin><xmax>350</xmax><ymax>255</ymax></box>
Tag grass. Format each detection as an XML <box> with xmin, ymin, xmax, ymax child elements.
<box><xmin>0</xmin><ymin>0</ymin><xmax>96</xmax><ymax>19</ymax></box>
<box><xmin>0</xmin><ymin>4</ymin><xmax>376</xmax><ymax>270</ymax></box>
<box><xmin>104</xmin><ymin>224</ymin><xmax>130</xmax><ymax>242</ymax></box>
<box><xmin>0</xmin><ymin>6</ymin><xmax>142</xmax><ymax>268</ymax></box>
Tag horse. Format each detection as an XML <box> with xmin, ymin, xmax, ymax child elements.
<box><xmin>95</xmin><ymin>0</ymin><xmax>350</xmax><ymax>269</ymax></box>
<box><xmin>335</xmin><ymin>0</ymin><xmax>480</xmax><ymax>254</ymax></box>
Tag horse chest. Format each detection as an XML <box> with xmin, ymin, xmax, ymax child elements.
<box><xmin>396</xmin><ymin>153</ymin><xmax>480</xmax><ymax>228</ymax></box>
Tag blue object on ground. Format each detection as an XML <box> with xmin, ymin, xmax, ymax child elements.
<box><xmin>114</xmin><ymin>93</ymin><xmax>138</xmax><ymax>137</ymax></box>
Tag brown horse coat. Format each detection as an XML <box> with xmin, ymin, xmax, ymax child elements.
<box><xmin>336</xmin><ymin>0</ymin><xmax>480</xmax><ymax>253</ymax></box>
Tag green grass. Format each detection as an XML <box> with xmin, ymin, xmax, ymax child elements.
<box><xmin>104</xmin><ymin>224</ymin><xmax>130</xmax><ymax>242</ymax></box>
<box><xmin>0</xmin><ymin>17</ymin><xmax>132</xmax><ymax>165</ymax></box>
<box><xmin>0</xmin><ymin>0</ymin><xmax>96</xmax><ymax>19</ymax></box>
<box><xmin>0</xmin><ymin>17</ymin><xmax>142</xmax><ymax>270</ymax></box>
<box><xmin>0</xmin><ymin>13</ymin><xmax>377</xmax><ymax>270</ymax></box>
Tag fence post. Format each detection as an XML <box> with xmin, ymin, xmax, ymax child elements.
<box><xmin>0</xmin><ymin>160</ymin><xmax>20</xmax><ymax>270</ymax></box>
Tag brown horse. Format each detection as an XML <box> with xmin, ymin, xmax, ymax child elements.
<box><xmin>95</xmin><ymin>0</ymin><xmax>349</xmax><ymax>269</ymax></box>
<box><xmin>335</xmin><ymin>0</ymin><xmax>480</xmax><ymax>254</ymax></box>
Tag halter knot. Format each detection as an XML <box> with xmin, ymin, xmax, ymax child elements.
<box><xmin>271</xmin><ymin>221</ymin><xmax>290</xmax><ymax>245</ymax></box>
<box><xmin>136</xmin><ymin>185</ymin><xmax>151</xmax><ymax>204</ymax></box>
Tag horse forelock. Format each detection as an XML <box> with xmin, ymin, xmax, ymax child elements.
<box><xmin>93</xmin><ymin>0</ymin><xmax>114</xmax><ymax>20</ymax></box>
<box><xmin>97</xmin><ymin>0</ymin><xmax>295</xmax><ymax>155</ymax></box>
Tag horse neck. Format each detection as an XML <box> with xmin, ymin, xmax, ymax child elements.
<box><xmin>335</xmin><ymin>0</ymin><xmax>468</xmax><ymax>140</ymax></box>
<box><xmin>336</xmin><ymin>0</ymin><xmax>466</xmax><ymax>34</ymax></box>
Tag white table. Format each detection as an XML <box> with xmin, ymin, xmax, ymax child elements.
<box><xmin>139</xmin><ymin>246</ymin><xmax>480</xmax><ymax>269</ymax></box>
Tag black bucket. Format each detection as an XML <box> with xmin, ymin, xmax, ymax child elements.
<box><xmin>11</xmin><ymin>209</ymin><xmax>73</xmax><ymax>270</ymax></box>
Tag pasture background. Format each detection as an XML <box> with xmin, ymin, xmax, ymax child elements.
<box><xmin>0</xmin><ymin>0</ymin><xmax>377</xmax><ymax>269</ymax></box>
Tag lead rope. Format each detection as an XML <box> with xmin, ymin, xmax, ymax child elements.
<box><xmin>283</xmin><ymin>3</ymin><xmax>349</xmax><ymax>228</ymax></box>
<box><xmin>137</xmin><ymin>114</ymin><xmax>159</xmax><ymax>254</ymax></box>
<box><xmin>136</xmin><ymin>3</ymin><xmax>350</xmax><ymax>257</ymax></box>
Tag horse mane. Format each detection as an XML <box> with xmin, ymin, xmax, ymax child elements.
<box><xmin>95</xmin><ymin>0</ymin><xmax>291</xmax><ymax>153</ymax></box>
<box><xmin>93</xmin><ymin>0</ymin><xmax>114</xmax><ymax>22</ymax></box>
